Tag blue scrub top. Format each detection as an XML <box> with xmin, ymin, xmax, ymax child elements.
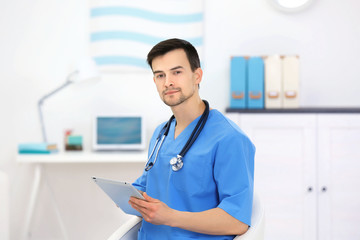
<box><xmin>133</xmin><ymin>109</ymin><xmax>255</xmax><ymax>240</ymax></box>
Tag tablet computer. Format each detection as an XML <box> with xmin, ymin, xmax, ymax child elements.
<box><xmin>92</xmin><ymin>176</ymin><xmax>144</xmax><ymax>216</ymax></box>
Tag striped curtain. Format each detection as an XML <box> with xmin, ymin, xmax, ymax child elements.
<box><xmin>90</xmin><ymin>0</ymin><xmax>204</xmax><ymax>72</ymax></box>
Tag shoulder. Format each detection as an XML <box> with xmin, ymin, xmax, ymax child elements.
<box><xmin>155</xmin><ymin>121</ymin><xmax>167</xmax><ymax>133</ymax></box>
<box><xmin>149</xmin><ymin>121</ymin><xmax>168</xmax><ymax>142</ymax></box>
<box><xmin>207</xmin><ymin>110</ymin><xmax>249</xmax><ymax>139</ymax></box>
<box><xmin>205</xmin><ymin>110</ymin><xmax>255</xmax><ymax>152</ymax></box>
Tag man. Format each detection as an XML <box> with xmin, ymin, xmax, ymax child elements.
<box><xmin>129</xmin><ymin>38</ymin><xmax>255</xmax><ymax>239</ymax></box>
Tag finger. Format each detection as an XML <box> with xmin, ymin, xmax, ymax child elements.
<box><xmin>129</xmin><ymin>201</ymin><xmax>144</xmax><ymax>215</ymax></box>
<box><xmin>143</xmin><ymin>192</ymin><xmax>157</xmax><ymax>202</ymax></box>
<box><xmin>129</xmin><ymin>200</ymin><xmax>152</xmax><ymax>218</ymax></box>
<box><xmin>129</xmin><ymin>196</ymin><xmax>147</xmax><ymax>207</ymax></box>
<box><xmin>129</xmin><ymin>201</ymin><xmax>144</xmax><ymax>212</ymax></box>
<box><xmin>129</xmin><ymin>198</ymin><xmax>149</xmax><ymax>212</ymax></box>
<box><xmin>129</xmin><ymin>196</ymin><xmax>142</xmax><ymax>202</ymax></box>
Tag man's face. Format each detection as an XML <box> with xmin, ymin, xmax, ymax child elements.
<box><xmin>151</xmin><ymin>49</ymin><xmax>202</xmax><ymax>107</ymax></box>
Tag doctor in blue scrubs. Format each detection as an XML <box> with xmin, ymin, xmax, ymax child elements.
<box><xmin>129</xmin><ymin>38</ymin><xmax>255</xmax><ymax>240</ymax></box>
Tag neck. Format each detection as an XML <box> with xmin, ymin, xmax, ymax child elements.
<box><xmin>171</xmin><ymin>97</ymin><xmax>205</xmax><ymax>136</ymax></box>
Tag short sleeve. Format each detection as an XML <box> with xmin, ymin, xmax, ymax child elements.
<box><xmin>214</xmin><ymin>131</ymin><xmax>255</xmax><ymax>226</ymax></box>
<box><xmin>133</xmin><ymin>171</ymin><xmax>147</xmax><ymax>192</ymax></box>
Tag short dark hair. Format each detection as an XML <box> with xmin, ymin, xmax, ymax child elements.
<box><xmin>147</xmin><ymin>38</ymin><xmax>201</xmax><ymax>72</ymax></box>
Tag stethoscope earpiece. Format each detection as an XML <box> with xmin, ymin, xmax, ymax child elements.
<box><xmin>145</xmin><ymin>162</ymin><xmax>153</xmax><ymax>171</ymax></box>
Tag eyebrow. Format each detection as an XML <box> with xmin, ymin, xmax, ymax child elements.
<box><xmin>153</xmin><ymin>66</ymin><xmax>184</xmax><ymax>74</ymax></box>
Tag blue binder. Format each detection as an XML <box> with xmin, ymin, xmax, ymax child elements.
<box><xmin>230</xmin><ymin>57</ymin><xmax>247</xmax><ymax>108</ymax></box>
<box><xmin>247</xmin><ymin>57</ymin><xmax>264</xmax><ymax>109</ymax></box>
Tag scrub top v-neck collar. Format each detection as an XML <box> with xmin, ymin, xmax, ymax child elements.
<box><xmin>168</xmin><ymin>114</ymin><xmax>203</xmax><ymax>142</ymax></box>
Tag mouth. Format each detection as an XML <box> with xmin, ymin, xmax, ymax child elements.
<box><xmin>164</xmin><ymin>89</ymin><xmax>180</xmax><ymax>95</ymax></box>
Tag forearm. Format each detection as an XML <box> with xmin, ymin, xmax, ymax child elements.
<box><xmin>130</xmin><ymin>193</ymin><xmax>248</xmax><ymax>236</ymax></box>
<box><xmin>170</xmin><ymin>207</ymin><xmax>248</xmax><ymax>236</ymax></box>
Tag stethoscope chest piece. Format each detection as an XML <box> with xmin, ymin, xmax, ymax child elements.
<box><xmin>170</xmin><ymin>155</ymin><xmax>183</xmax><ymax>171</ymax></box>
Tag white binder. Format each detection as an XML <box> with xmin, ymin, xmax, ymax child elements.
<box><xmin>265</xmin><ymin>55</ymin><xmax>282</xmax><ymax>108</ymax></box>
<box><xmin>282</xmin><ymin>56</ymin><xmax>300</xmax><ymax>108</ymax></box>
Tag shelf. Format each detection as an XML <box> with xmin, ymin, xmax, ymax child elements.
<box><xmin>226</xmin><ymin>107</ymin><xmax>360</xmax><ymax>114</ymax></box>
<box><xmin>16</xmin><ymin>151</ymin><xmax>148</xmax><ymax>163</ymax></box>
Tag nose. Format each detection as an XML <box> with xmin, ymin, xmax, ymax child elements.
<box><xmin>164</xmin><ymin>75</ymin><xmax>174</xmax><ymax>88</ymax></box>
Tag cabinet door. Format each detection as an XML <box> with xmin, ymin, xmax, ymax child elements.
<box><xmin>239</xmin><ymin>114</ymin><xmax>317</xmax><ymax>240</ymax></box>
<box><xmin>318</xmin><ymin>115</ymin><xmax>360</xmax><ymax>240</ymax></box>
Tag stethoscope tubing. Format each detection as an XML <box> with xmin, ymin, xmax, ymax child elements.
<box><xmin>144</xmin><ymin>125</ymin><xmax>169</xmax><ymax>171</ymax></box>
<box><xmin>145</xmin><ymin>100</ymin><xmax>209</xmax><ymax>171</ymax></box>
<box><xmin>179</xmin><ymin>102</ymin><xmax>209</xmax><ymax>158</ymax></box>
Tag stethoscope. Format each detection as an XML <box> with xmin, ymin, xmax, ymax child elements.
<box><xmin>145</xmin><ymin>100</ymin><xmax>209</xmax><ymax>172</ymax></box>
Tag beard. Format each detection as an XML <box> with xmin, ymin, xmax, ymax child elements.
<box><xmin>162</xmin><ymin>87</ymin><xmax>195</xmax><ymax>107</ymax></box>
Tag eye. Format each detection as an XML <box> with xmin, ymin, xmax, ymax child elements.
<box><xmin>174</xmin><ymin>70</ymin><xmax>182</xmax><ymax>75</ymax></box>
<box><xmin>155</xmin><ymin>74</ymin><xmax>165</xmax><ymax>79</ymax></box>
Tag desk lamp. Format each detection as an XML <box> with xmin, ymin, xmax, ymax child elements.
<box><xmin>38</xmin><ymin>58</ymin><xmax>100</xmax><ymax>142</ymax></box>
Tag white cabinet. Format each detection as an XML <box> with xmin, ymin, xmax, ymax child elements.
<box><xmin>226</xmin><ymin>112</ymin><xmax>360</xmax><ymax>240</ymax></box>
<box><xmin>317</xmin><ymin>115</ymin><xmax>360</xmax><ymax>240</ymax></box>
<box><xmin>230</xmin><ymin>113</ymin><xmax>318</xmax><ymax>240</ymax></box>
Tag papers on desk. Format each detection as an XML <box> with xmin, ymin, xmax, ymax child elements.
<box><xmin>18</xmin><ymin>143</ymin><xmax>58</xmax><ymax>154</ymax></box>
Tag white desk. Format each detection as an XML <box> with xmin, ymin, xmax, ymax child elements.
<box><xmin>17</xmin><ymin>151</ymin><xmax>148</xmax><ymax>163</ymax></box>
<box><xmin>16</xmin><ymin>151</ymin><xmax>147</xmax><ymax>240</ymax></box>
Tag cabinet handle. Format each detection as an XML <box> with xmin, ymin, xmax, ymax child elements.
<box><xmin>321</xmin><ymin>186</ymin><xmax>327</xmax><ymax>192</ymax></box>
<box><xmin>307</xmin><ymin>187</ymin><xmax>313</xmax><ymax>192</ymax></box>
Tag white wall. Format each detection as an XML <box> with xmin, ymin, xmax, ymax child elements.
<box><xmin>1</xmin><ymin>0</ymin><xmax>360</xmax><ymax>239</ymax></box>
<box><xmin>203</xmin><ymin>0</ymin><xmax>360</xmax><ymax>108</ymax></box>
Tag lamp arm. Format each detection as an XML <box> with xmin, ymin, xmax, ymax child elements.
<box><xmin>37</xmin><ymin>71</ymin><xmax>77</xmax><ymax>142</ymax></box>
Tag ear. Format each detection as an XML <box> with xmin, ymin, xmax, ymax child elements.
<box><xmin>194</xmin><ymin>67</ymin><xmax>203</xmax><ymax>85</ymax></box>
